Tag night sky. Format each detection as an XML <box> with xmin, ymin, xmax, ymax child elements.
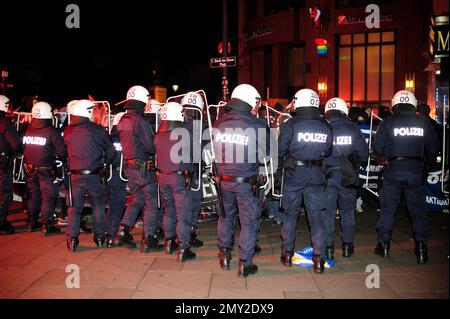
<box><xmin>1</xmin><ymin>0</ymin><xmax>238</xmax><ymax>109</ymax></box>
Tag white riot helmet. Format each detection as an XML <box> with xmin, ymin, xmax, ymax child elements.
<box><xmin>181</xmin><ymin>91</ymin><xmax>205</xmax><ymax>110</ymax></box>
<box><xmin>66</xmin><ymin>100</ymin><xmax>78</xmax><ymax>115</ymax></box>
<box><xmin>230</xmin><ymin>84</ymin><xmax>261</xmax><ymax>111</ymax></box>
<box><xmin>113</xmin><ymin>112</ymin><xmax>125</xmax><ymax>127</ymax></box>
<box><xmin>71</xmin><ymin>99</ymin><xmax>95</xmax><ymax>119</ymax></box>
<box><xmin>391</xmin><ymin>90</ymin><xmax>417</xmax><ymax>108</ymax></box>
<box><xmin>145</xmin><ymin>99</ymin><xmax>162</xmax><ymax>114</ymax></box>
<box><xmin>0</xmin><ymin>95</ymin><xmax>10</xmax><ymax>112</ymax></box>
<box><xmin>126</xmin><ymin>85</ymin><xmax>150</xmax><ymax>105</ymax></box>
<box><xmin>32</xmin><ymin>101</ymin><xmax>53</xmax><ymax>119</ymax></box>
<box><xmin>293</xmin><ymin>89</ymin><xmax>320</xmax><ymax>109</ymax></box>
<box><xmin>159</xmin><ymin>102</ymin><xmax>184</xmax><ymax>122</ymax></box>
<box><xmin>324</xmin><ymin>97</ymin><xmax>348</xmax><ymax>116</ymax></box>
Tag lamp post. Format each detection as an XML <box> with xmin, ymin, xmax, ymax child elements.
<box><xmin>222</xmin><ymin>0</ymin><xmax>229</xmax><ymax>102</ymax></box>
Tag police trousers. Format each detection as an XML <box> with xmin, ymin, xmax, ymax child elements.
<box><xmin>324</xmin><ymin>172</ymin><xmax>357</xmax><ymax>246</ymax></box>
<box><xmin>281</xmin><ymin>184</ymin><xmax>327</xmax><ymax>256</ymax></box>
<box><xmin>377</xmin><ymin>162</ymin><xmax>429</xmax><ymax>243</ymax></box>
<box><xmin>217</xmin><ymin>181</ymin><xmax>260</xmax><ymax>265</ymax></box>
<box><xmin>160</xmin><ymin>182</ymin><xmax>193</xmax><ymax>250</ymax></box>
<box><xmin>66</xmin><ymin>174</ymin><xmax>106</xmax><ymax>238</ymax></box>
<box><xmin>0</xmin><ymin>168</ymin><xmax>13</xmax><ymax>226</ymax></box>
<box><xmin>25</xmin><ymin>168</ymin><xmax>59</xmax><ymax>225</ymax></box>
<box><xmin>120</xmin><ymin>164</ymin><xmax>159</xmax><ymax>237</ymax></box>
<box><xmin>106</xmin><ymin>169</ymin><xmax>126</xmax><ymax>238</ymax></box>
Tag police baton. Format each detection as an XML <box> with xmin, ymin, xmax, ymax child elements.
<box><xmin>66</xmin><ymin>159</ymin><xmax>74</xmax><ymax>207</ymax></box>
<box><xmin>210</xmin><ymin>161</ymin><xmax>226</xmax><ymax>219</ymax></box>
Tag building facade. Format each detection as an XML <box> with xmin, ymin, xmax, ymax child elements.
<box><xmin>238</xmin><ymin>0</ymin><xmax>448</xmax><ymax>117</ymax></box>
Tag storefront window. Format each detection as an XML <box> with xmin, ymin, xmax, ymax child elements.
<box><xmin>338</xmin><ymin>31</ymin><xmax>395</xmax><ymax>106</ymax></box>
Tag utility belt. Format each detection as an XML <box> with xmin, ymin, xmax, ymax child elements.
<box><xmin>0</xmin><ymin>152</ymin><xmax>11</xmax><ymax>173</ymax></box>
<box><xmin>158</xmin><ymin>168</ymin><xmax>192</xmax><ymax>189</ymax></box>
<box><xmin>219</xmin><ymin>174</ymin><xmax>260</xmax><ymax>197</ymax></box>
<box><xmin>126</xmin><ymin>158</ymin><xmax>157</xmax><ymax>181</ymax></box>
<box><xmin>70</xmin><ymin>168</ymin><xmax>101</xmax><ymax>175</ymax></box>
<box><xmin>296</xmin><ymin>160</ymin><xmax>324</xmax><ymax>167</ymax></box>
<box><xmin>387</xmin><ymin>156</ymin><xmax>423</xmax><ymax>163</ymax></box>
<box><xmin>24</xmin><ymin>163</ymin><xmax>55</xmax><ymax>175</ymax></box>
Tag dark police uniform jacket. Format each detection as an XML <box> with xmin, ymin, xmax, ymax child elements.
<box><xmin>213</xmin><ymin>107</ymin><xmax>270</xmax><ymax>179</ymax></box>
<box><xmin>374</xmin><ymin>105</ymin><xmax>439</xmax><ymax>182</ymax></box>
<box><xmin>278</xmin><ymin>107</ymin><xmax>333</xmax><ymax>186</ymax></box>
<box><xmin>118</xmin><ymin>109</ymin><xmax>155</xmax><ymax>161</ymax></box>
<box><xmin>0</xmin><ymin>114</ymin><xmax>21</xmax><ymax>157</ymax></box>
<box><xmin>324</xmin><ymin>111</ymin><xmax>369</xmax><ymax>168</ymax></box>
<box><xmin>23</xmin><ymin>119</ymin><xmax>67</xmax><ymax>167</ymax></box>
<box><xmin>63</xmin><ymin>116</ymin><xmax>115</xmax><ymax>171</ymax></box>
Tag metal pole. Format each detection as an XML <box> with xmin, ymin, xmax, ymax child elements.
<box><xmin>222</xmin><ymin>0</ymin><xmax>229</xmax><ymax>102</ymax></box>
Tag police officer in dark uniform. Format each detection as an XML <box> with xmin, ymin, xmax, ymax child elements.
<box><xmin>117</xmin><ymin>86</ymin><xmax>164</xmax><ymax>253</ymax></box>
<box><xmin>155</xmin><ymin>102</ymin><xmax>197</xmax><ymax>262</ymax></box>
<box><xmin>64</xmin><ymin>100</ymin><xmax>115</xmax><ymax>252</ymax></box>
<box><xmin>22</xmin><ymin>101</ymin><xmax>67</xmax><ymax>235</ymax></box>
<box><xmin>214</xmin><ymin>84</ymin><xmax>271</xmax><ymax>277</ymax></box>
<box><xmin>181</xmin><ymin>91</ymin><xmax>207</xmax><ymax>248</ymax></box>
<box><xmin>323</xmin><ymin>97</ymin><xmax>368</xmax><ymax>259</ymax></box>
<box><xmin>278</xmin><ymin>88</ymin><xmax>333</xmax><ymax>274</ymax></box>
<box><xmin>0</xmin><ymin>95</ymin><xmax>21</xmax><ymax>235</ymax></box>
<box><xmin>104</xmin><ymin>112</ymin><xmax>127</xmax><ymax>247</ymax></box>
<box><xmin>374</xmin><ymin>90</ymin><xmax>438</xmax><ymax>264</ymax></box>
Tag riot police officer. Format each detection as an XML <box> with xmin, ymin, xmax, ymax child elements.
<box><xmin>214</xmin><ymin>84</ymin><xmax>270</xmax><ymax>277</ymax></box>
<box><xmin>117</xmin><ymin>86</ymin><xmax>164</xmax><ymax>253</ymax></box>
<box><xmin>0</xmin><ymin>95</ymin><xmax>21</xmax><ymax>235</ymax></box>
<box><xmin>323</xmin><ymin>97</ymin><xmax>368</xmax><ymax>259</ymax></box>
<box><xmin>155</xmin><ymin>102</ymin><xmax>197</xmax><ymax>262</ymax></box>
<box><xmin>278</xmin><ymin>89</ymin><xmax>333</xmax><ymax>274</ymax></box>
<box><xmin>22</xmin><ymin>101</ymin><xmax>67</xmax><ymax>235</ymax></box>
<box><xmin>64</xmin><ymin>100</ymin><xmax>115</xmax><ymax>252</ymax></box>
<box><xmin>104</xmin><ymin>112</ymin><xmax>127</xmax><ymax>247</ymax></box>
<box><xmin>181</xmin><ymin>91</ymin><xmax>206</xmax><ymax>248</ymax></box>
<box><xmin>374</xmin><ymin>90</ymin><xmax>438</xmax><ymax>264</ymax></box>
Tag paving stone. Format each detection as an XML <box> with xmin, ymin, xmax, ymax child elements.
<box><xmin>314</xmin><ymin>274</ymin><xmax>399</xmax><ymax>299</ymax></box>
<box><xmin>247</xmin><ymin>273</ymin><xmax>319</xmax><ymax>292</ymax></box>
<box><xmin>136</xmin><ymin>271</ymin><xmax>211</xmax><ymax>298</ymax></box>
<box><xmin>0</xmin><ymin>253</ymin><xmax>39</xmax><ymax>268</ymax></box>
<box><xmin>18</xmin><ymin>286</ymin><xmax>99</xmax><ymax>299</ymax></box>
<box><xmin>284</xmin><ymin>291</ymin><xmax>324</xmax><ymax>299</ymax></box>
<box><xmin>149</xmin><ymin>257</ymin><xmax>183</xmax><ymax>271</ymax></box>
<box><xmin>209</xmin><ymin>289</ymin><xmax>285</xmax><ymax>299</ymax></box>
<box><xmin>93</xmin><ymin>288</ymin><xmax>135</xmax><ymax>299</ymax></box>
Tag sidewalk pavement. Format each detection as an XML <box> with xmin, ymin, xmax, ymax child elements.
<box><xmin>0</xmin><ymin>202</ymin><xmax>448</xmax><ymax>299</ymax></box>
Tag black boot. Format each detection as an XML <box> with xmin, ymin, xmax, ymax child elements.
<box><xmin>67</xmin><ymin>237</ymin><xmax>79</xmax><ymax>253</ymax></box>
<box><xmin>312</xmin><ymin>254</ymin><xmax>325</xmax><ymax>274</ymax></box>
<box><xmin>219</xmin><ymin>248</ymin><xmax>232</xmax><ymax>270</ymax></box>
<box><xmin>254</xmin><ymin>245</ymin><xmax>262</xmax><ymax>254</ymax></box>
<box><xmin>325</xmin><ymin>246</ymin><xmax>335</xmax><ymax>260</ymax></box>
<box><xmin>280</xmin><ymin>252</ymin><xmax>294</xmax><ymax>267</ymax></box>
<box><xmin>177</xmin><ymin>246</ymin><xmax>196</xmax><ymax>262</ymax></box>
<box><xmin>28</xmin><ymin>220</ymin><xmax>42</xmax><ymax>232</ymax></box>
<box><xmin>190</xmin><ymin>232</ymin><xmax>204</xmax><ymax>248</ymax></box>
<box><xmin>374</xmin><ymin>242</ymin><xmax>390</xmax><ymax>258</ymax></box>
<box><xmin>117</xmin><ymin>225</ymin><xmax>136</xmax><ymax>248</ymax></box>
<box><xmin>43</xmin><ymin>224</ymin><xmax>61</xmax><ymax>237</ymax></box>
<box><xmin>342</xmin><ymin>242</ymin><xmax>354</xmax><ymax>258</ymax></box>
<box><xmin>0</xmin><ymin>221</ymin><xmax>15</xmax><ymax>235</ymax></box>
<box><xmin>165</xmin><ymin>237</ymin><xmax>178</xmax><ymax>254</ymax></box>
<box><xmin>79</xmin><ymin>220</ymin><xmax>92</xmax><ymax>234</ymax></box>
<box><xmin>415</xmin><ymin>241</ymin><xmax>428</xmax><ymax>264</ymax></box>
<box><xmin>105</xmin><ymin>234</ymin><xmax>117</xmax><ymax>248</ymax></box>
<box><xmin>93</xmin><ymin>234</ymin><xmax>106</xmax><ymax>248</ymax></box>
<box><xmin>155</xmin><ymin>227</ymin><xmax>164</xmax><ymax>241</ymax></box>
<box><xmin>238</xmin><ymin>260</ymin><xmax>258</xmax><ymax>278</ymax></box>
<box><xmin>141</xmin><ymin>234</ymin><xmax>164</xmax><ymax>253</ymax></box>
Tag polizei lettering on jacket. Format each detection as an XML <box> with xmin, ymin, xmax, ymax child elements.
<box><xmin>393</xmin><ymin>127</ymin><xmax>424</xmax><ymax>137</ymax></box>
<box><xmin>23</xmin><ymin>136</ymin><xmax>47</xmax><ymax>146</ymax></box>
<box><xmin>334</xmin><ymin>136</ymin><xmax>352</xmax><ymax>145</ymax></box>
<box><xmin>298</xmin><ymin>132</ymin><xmax>327</xmax><ymax>143</ymax></box>
<box><xmin>215</xmin><ymin>132</ymin><xmax>249</xmax><ymax>146</ymax></box>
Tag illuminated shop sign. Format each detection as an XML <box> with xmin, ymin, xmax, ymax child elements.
<box><xmin>337</xmin><ymin>13</ymin><xmax>393</xmax><ymax>25</ymax></box>
<box><xmin>433</xmin><ymin>21</ymin><xmax>449</xmax><ymax>58</ymax></box>
<box><xmin>244</xmin><ymin>25</ymin><xmax>273</xmax><ymax>41</ymax></box>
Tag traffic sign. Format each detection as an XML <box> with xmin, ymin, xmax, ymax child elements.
<box><xmin>210</xmin><ymin>56</ymin><xmax>237</xmax><ymax>68</ymax></box>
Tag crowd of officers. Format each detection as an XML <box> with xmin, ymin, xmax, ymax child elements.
<box><xmin>0</xmin><ymin>83</ymin><xmax>438</xmax><ymax>277</ymax></box>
